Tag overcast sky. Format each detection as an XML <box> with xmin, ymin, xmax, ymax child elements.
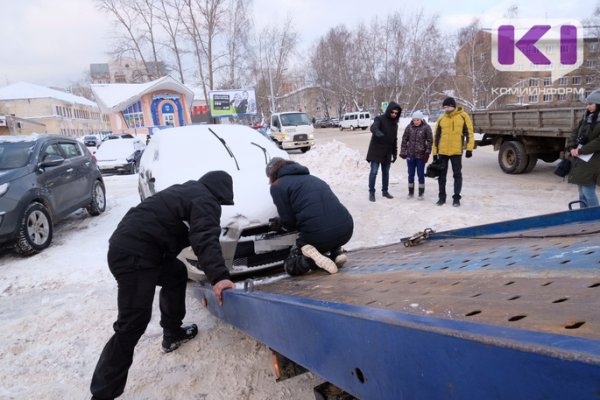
<box><xmin>0</xmin><ymin>0</ymin><xmax>595</xmax><ymax>88</ymax></box>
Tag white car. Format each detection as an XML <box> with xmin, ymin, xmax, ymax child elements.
<box><xmin>94</xmin><ymin>138</ymin><xmax>145</xmax><ymax>174</ymax></box>
<box><xmin>137</xmin><ymin>124</ymin><xmax>297</xmax><ymax>280</ymax></box>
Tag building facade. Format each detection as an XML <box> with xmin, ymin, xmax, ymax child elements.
<box><xmin>0</xmin><ymin>82</ymin><xmax>109</xmax><ymax>136</ymax></box>
<box><xmin>91</xmin><ymin>76</ymin><xmax>193</xmax><ymax>135</ymax></box>
<box><xmin>90</xmin><ymin>57</ymin><xmax>168</xmax><ymax>84</ymax></box>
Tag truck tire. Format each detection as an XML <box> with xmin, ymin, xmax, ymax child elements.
<box><xmin>301</xmin><ymin>146</ymin><xmax>311</xmax><ymax>153</ymax></box>
<box><xmin>523</xmin><ymin>155</ymin><xmax>538</xmax><ymax>173</ymax></box>
<box><xmin>499</xmin><ymin>141</ymin><xmax>528</xmax><ymax>174</ymax></box>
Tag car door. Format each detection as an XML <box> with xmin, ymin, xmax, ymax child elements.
<box><xmin>37</xmin><ymin>140</ymin><xmax>76</xmax><ymax>216</ymax></box>
<box><xmin>57</xmin><ymin>140</ymin><xmax>93</xmax><ymax>206</ymax></box>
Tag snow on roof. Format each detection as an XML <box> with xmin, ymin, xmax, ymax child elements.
<box><xmin>91</xmin><ymin>75</ymin><xmax>194</xmax><ymax>113</ymax></box>
<box><xmin>0</xmin><ymin>82</ymin><xmax>98</xmax><ymax>108</ymax></box>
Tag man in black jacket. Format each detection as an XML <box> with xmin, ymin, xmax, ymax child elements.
<box><xmin>90</xmin><ymin>170</ymin><xmax>236</xmax><ymax>400</ymax></box>
<box><xmin>266</xmin><ymin>158</ymin><xmax>354</xmax><ymax>275</ymax></box>
<box><xmin>367</xmin><ymin>101</ymin><xmax>402</xmax><ymax>202</ymax></box>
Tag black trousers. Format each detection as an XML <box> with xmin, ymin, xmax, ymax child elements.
<box><xmin>437</xmin><ymin>155</ymin><xmax>463</xmax><ymax>200</ymax></box>
<box><xmin>90</xmin><ymin>247</ymin><xmax>188</xmax><ymax>399</ymax></box>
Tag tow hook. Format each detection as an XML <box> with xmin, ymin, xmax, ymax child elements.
<box><xmin>403</xmin><ymin>228</ymin><xmax>435</xmax><ymax>247</ymax></box>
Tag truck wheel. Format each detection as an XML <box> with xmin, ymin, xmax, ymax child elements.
<box><xmin>301</xmin><ymin>146</ymin><xmax>311</xmax><ymax>153</ymax></box>
<box><xmin>339</xmin><ymin>126</ymin><xmax>344</xmax><ymax>131</ymax></box>
<box><xmin>14</xmin><ymin>202</ymin><xmax>53</xmax><ymax>255</ymax></box>
<box><xmin>523</xmin><ymin>155</ymin><xmax>538</xmax><ymax>173</ymax></box>
<box><xmin>499</xmin><ymin>141</ymin><xmax>527</xmax><ymax>174</ymax></box>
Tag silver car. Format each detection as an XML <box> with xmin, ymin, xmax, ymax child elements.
<box><xmin>137</xmin><ymin>124</ymin><xmax>297</xmax><ymax>280</ymax></box>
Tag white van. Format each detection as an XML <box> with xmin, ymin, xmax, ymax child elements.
<box><xmin>270</xmin><ymin>112</ymin><xmax>315</xmax><ymax>153</ymax></box>
<box><xmin>340</xmin><ymin>111</ymin><xmax>372</xmax><ymax>131</ymax></box>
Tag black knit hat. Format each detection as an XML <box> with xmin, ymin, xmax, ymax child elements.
<box><xmin>442</xmin><ymin>97</ymin><xmax>457</xmax><ymax>108</ymax></box>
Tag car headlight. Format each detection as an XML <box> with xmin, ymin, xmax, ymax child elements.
<box><xmin>308</xmin><ymin>133</ymin><xmax>314</xmax><ymax>139</ymax></box>
<box><xmin>0</xmin><ymin>183</ymin><xmax>8</xmax><ymax>197</ymax></box>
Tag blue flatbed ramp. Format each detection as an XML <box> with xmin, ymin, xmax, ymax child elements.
<box><xmin>195</xmin><ymin>208</ymin><xmax>600</xmax><ymax>399</ymax></box>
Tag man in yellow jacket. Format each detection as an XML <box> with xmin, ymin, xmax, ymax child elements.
<box><xmin>432</xmin><ymin>97</ymin><xmax>475</xmax><ymax>207</ymax></box>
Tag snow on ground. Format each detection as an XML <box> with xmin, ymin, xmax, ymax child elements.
<box><xmin>0</xmin><ymin>132</ymin><xmax>580</xmax><ymax>399</ymax></box>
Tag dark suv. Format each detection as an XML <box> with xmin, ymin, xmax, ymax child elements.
<box><xmin>0</xmin><ymin>134</ymin><xmax>106</xmax><ymax>255</ymax></box>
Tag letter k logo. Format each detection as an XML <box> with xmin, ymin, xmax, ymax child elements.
<box><xmin>498</xmin><ymin>25</ymin><xmax>551</xmax><ymax>65</ymax></box>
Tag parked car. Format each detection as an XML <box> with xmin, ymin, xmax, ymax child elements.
<box><xmin>137</xmin><ymin>124</ymin><xmax>297</xmax><ymax>280</ymax></box>
<box><xmin>0</xmin><ymin>134</ymin><xmax>106</xmax><ymax>255</ymax></box>
<box><xmin>83</xmin><ymin>135</ymin><xmax>100</xmax><ymax>147</ymax></box>
<box><xmin>94</xmin><ymin>138</ymin><xmax>145</xmax><ymax>175</ymax></box>
<box><xmin>315</xmin><ymin>118</ymin><xmax>336</xmax><ymax>128</ymax></box>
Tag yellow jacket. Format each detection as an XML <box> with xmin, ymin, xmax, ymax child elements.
<box><xmin>433</xmin><ymin>107</ymin><xmax>474</xmax><ymax>156</ymax></box>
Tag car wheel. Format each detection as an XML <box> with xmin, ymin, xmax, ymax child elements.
<box><xmin>339</xmin><ymin>126</ymin><xmax>343</xmax><ymax>131</ymax></box>
<box><xmin>14</xmin><ymin>202</ymin><xmax>53</xmax><ymax>256</ymax></box>
<box><xmin>301</xmin><ymin>146</ymin><xmax>311</xmax><ymax>153</ymax></box>
<box><xmin>86</xmin><ymin>180</ymin><xmax>106</xmax><ymax>216</ymax></box>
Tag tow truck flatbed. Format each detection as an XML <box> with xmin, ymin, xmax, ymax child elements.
<box><xmin>195</xmin><ymin>207</ymin><xmax>600</xmax><ymax>399</ymax></box>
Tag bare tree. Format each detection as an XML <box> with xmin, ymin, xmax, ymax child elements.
<box><xmin>155</xmin><ymin>0</ymin><xmax>187</xmax><ymax>82</ymax></box>
<box><xmin>221</xmin><ymin>0</ymin><xmax>252</xmax><ymax>88</ymax></box>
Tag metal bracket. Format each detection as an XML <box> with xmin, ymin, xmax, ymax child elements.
<box><xmin>403</xmin><ymin>227</ymin><xmax>434</xmax><ymax>247</ymax></box>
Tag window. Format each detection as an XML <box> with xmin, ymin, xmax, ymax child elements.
<box><xmin>58</xmin><ymin>142</ymin><xmax>82</xmax><ymax>158</ymax></box>
<box><xmin>543</xmin><ymin>78</ymin><xmax>551</xmax><ymax>86</ymax></box>
<box><xmin>41</xmin><ymin>143</ymin><xmax>62</xmax><ymax>161</ymax></box>
<box><xmin>572</xmin><ymin>76</ymin><xmax>581</xmax><ymax>85</ymax></box>
<box><xmin>528</xmin><ymin>95</ymin><xmax>539</xmax><ymax>103</ymax></box>
<box><xmin>122</xmin><ymin>100</ymin><xmax>145</xmax><ymax>128</ymax></box>
<box><xmin>543</xmin><ymin>94</ymin><xmax>552</xmax><ymax>102</ymax></box>
<box><xmin>559</xmin><ymin>77</ymin><xmax>568</xmax><ymax>85</ymax></box>
<box><xmin>586</xmin><ymin>60</ymin><xmax>597</xmax><ymax>68</ymax></box>
<box><xmin>590</xmin><ymin>42</ymin><xmax>599</xmax><ymax>53</ymax></box>
<box><xmin>587</xmin><ymin>76</ymin><xmax>595</xmax><ymax>84</ymax></box>
<box><xmin>529</xmin><ymin>78</ymin><xmax>539</xmax><ymax>87</ymax></box>
<box><xmin>558</xmin><ymin>94</ymin><xmax>567</xmax><ymax>101</ymax></box>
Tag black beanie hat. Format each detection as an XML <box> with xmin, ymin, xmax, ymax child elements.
<box><xmin>442</xmin><ymin>97</ymin><xmax>457</xmax><ymax>108</ymax></box>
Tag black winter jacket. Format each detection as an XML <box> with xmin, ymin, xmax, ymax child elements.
<box><xmin>367</xmin><ymin>101</ymin><xmax>402</xmax><ymax>163</ymax></box>
<box><xmin>270</xmin><ymin>163</ymin><xmax>353</xmax><ymax>246</ymax></box>
<box><xmin>109</xmin><ymin>171</ymin><xmax>234</xmax><ymax>284</ymax></box>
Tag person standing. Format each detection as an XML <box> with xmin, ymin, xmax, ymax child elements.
<box><xmin>367</xmin><ymin>101</ymin><xmax>402</xmax><ymax>202</ymax></box>
<box><xmin>266</xmin><ymin>158</ymin><xmax>354</xmax><ymax>276</ymax></box>
<box><xmin>432</xmin><ymin>97</ymin><xmax>474</xmax><ymax>207</ymax></box>
<box><xmin>400</xmin><ymin>110</ymin><xmax>433</xmax><ymax>200</ymax></box>
<box><xmin>566</xmin><ymin>89</ymin><xmax>600</xmax><ymax>208</ymax></box>
<box><xmin>90</xmin><ymin>171</ymin><xmax>236</xmax><ymax>400</ymax></box>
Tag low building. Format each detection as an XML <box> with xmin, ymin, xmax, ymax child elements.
<box><xmin>91</xmin><ymin>75</ymin><xmax>194</xmax><ymax>135</ymax></box>
<box><xmin>0</xmin><ymin>82</ymin><xmax>109</xmax><ymax>136</ymax></box>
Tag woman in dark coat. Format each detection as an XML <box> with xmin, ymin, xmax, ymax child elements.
<box><xmin>567</xmin><ymin>89</ymin><xmax>600</xmax><ymax>208</ymax></box>
<box><xmin>400</xmin><ymin>110</ymin><xmax>433</xmax><ymax>199</ymax></box>
<box><xmin>267</xmin><ymin>158</ymin><xmax>354</xmax><ymax>275</ymax></box>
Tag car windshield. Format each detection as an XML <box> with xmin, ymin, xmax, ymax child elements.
<box><xmin>0</xmin><ymin>141</ymin><xmax>35</xmax><ymax>169</ymax></box>
<box><xmin>280</xmin><ymin>113</ymin><xmax>311</xmax><ymax>126</ymax></box>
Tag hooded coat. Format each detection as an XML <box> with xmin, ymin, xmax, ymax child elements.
<box><xmin>567</xmin><ymin>111</ymin><xmax>600</xmax><ymax>186</ymax></box>
<box><xmin>269</xmin><ymin>163</ymin><xmax>353</xmax><ymax>245</ymax></box>
<box><xmin>109</xmin><ymin>170</ymin><xmax>234</xmax><ymax>285</ymax></box>
<box><xmin>433</xmin><ymin>106</ymin><xmax>475</xmax><ymax>156</ymax></box>
<box><xmin>367</xmin><ymin>101</ymin><xmax>402</xmax><ymax>163</ymax></box>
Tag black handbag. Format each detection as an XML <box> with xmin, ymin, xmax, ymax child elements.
<box><xmin>426</xmin><ymin>158</ymin><xmax>443</xmax><ymax>178</ymax></box>
<box><xmin>554</xmin><ymin>158</ymin><xmax>571</xmax><ymax>178</ymax></box>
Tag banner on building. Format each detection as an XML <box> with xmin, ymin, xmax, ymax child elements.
<box><xmin>208</xmin><ymin>89</ymin><xmax>257</xmax><ymax>117</ymax></box>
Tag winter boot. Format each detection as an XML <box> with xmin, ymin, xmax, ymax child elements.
<box><xmin>161</xmin><ymin>324</ymin><xmax>198</xmax><ymax>353</ymax></box>
<box><xmin>418</xmin><ymin>184</ymin><xmax>425</xmax><ymax>200</ymax></box>
<box><xmin>330</xmin><ymin>247</ymin><xmax>348</xmax><ymax>268</ymax></box>
<box><xmin>369</xmin><ymin>192</ymin><xmax>375</xmax><ymax>202</ymax></box>
<box><xmin>436</xmin><ymin>195</ymin><xmax>446</xmax><ymax>206</ymax></box>
<box><xmin>301</xmin><ymin>244</ymin><xmax>338</xmax><ymax>274</ymax></box>
<box><xmin>382</xmin><ymin>191</ymin><xmax>394</xmax><ymax>199</ymax></box>
<box><xmin>408</xmin><ymin>183</ymin><xmax>415</xmax><ymax>198</ymax></box>
<box><xmin>453</xmin><ymin>194</ymin><xmax>461</xmax><ymax>207</ymax></box>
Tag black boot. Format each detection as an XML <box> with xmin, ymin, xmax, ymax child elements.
<box><xmin>369</xmin><ymin>192</ymin><xmax>375</xmax><ymax>202</ymax></box>
<box><xmin>161</xmin><ymin>324</ymin><xmax>199</xmax><ymax>353</ymax></box>
<box><xmin>453</xmin><ymin>194</ymin><xmax>461</xmax><ymax>207</ymax></box>
<box><xmin>436</xmin><ymin>195</ymin><xmax>446</xmax><ymax>206</ymax></box>
<box><xmin>408</xmin><ymin>183</ymin><xmax>414</xmax><ymax>198</ymax></box>
<box><xmin>382</xmin><ymin>191</ymin><xmax>394</xmax><ymax>199</ymax></box>
<box><xmin>418</xmin><ymin>184</ymin><xmax>424</xmax><ymax>200</ymax></box>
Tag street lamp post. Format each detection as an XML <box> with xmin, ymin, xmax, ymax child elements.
<box><xmin>268</xmin><ymin>67</ymin><xmax>276</xmax><ymax>114</ymax></box>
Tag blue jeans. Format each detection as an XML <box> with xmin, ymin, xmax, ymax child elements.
<box><xmin>578</xmin><ymin>184</ymin><xmax>599</xmax><ymax>208</ymax></box>
<box><xmin>369</xmin><ymin>161</ymin><xmax>391</xmax><ymax>193</ymax></box>
<box><xmin>407</xmin><ymin>157</ymin><xmax>425</xmax><ymax>185</ymax></box>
